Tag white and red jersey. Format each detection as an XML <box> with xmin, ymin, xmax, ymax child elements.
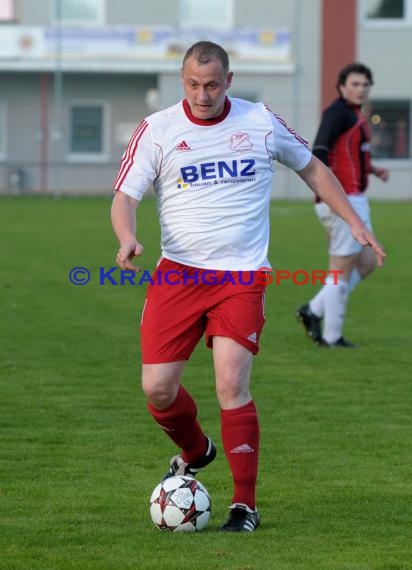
<box><xmin>114</xmin><ymin>97</ymin><xmax>311</xmax><ymax>270</ymax></box>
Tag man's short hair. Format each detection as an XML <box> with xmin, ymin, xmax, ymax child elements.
<box><xmin>182</xmin><ymin>41</ymin><xmax>230</xmax><ymax>74</ymax></box>
<box><xmin>336</xmin><ymin>62</ymin><xmax>374</xmax><ymax>90</ymax></box>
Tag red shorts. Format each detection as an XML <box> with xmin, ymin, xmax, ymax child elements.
<box><xmin>140</xmin><ymin>258</ymin><xmax>266</xmax><ymax>364</ymax></box>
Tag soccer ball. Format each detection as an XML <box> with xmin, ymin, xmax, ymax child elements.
<box><xmin>149</xmin><ymin>475</ymin><xmax>211</xmax><ymax>532</ymax></box>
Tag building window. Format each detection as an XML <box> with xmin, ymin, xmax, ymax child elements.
<box><xmin>369</xmin><ymin>100</ymin><xmax>410</xmax><ymax>159</ymax></box>
<box><xmin>366</xmin><ymin>0</ymin><xmax>405</xmax><ymax>18</ymax></box>
<box><xmin>70</xmin><ymin>104</ymin><xmax>106</xmax><ymax>157</ymax></box>
<box><xmin>362</xmin><ymin>0</ymin><xmax>411</xmax><ymax>23</ymax></box>
<box><xmin>0</xmin><ymin>103</ymin><xmax>6</xmax><ymax>158</ymax></box>
<box><xmin>53</xmin><ymin>0</ymin><xmax>104</xmax><ymax>24</ymax></box>
<box><xmin>0</xmin><ymin>0</ymin><xmax>15</xmax><ymax>21</ymax></box>
<box><xmin>179</xmin><ymin>0</ymin><xmax>233</xmax><ymax>29</ymax></box>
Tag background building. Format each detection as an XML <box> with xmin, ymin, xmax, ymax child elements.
<box><xmin>0</xmin><ymin>0</ymin><xmax>410</xmax><ymax>198</ymax></box>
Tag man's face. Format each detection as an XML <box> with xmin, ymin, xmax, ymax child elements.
<box><xmin>339</xmin><ymin>72</ymin><xmax>371</xmax><ymax>106</ymax></box>
<box><xmin>181</xmin><ymin>56</ymin><xmax>233</xmax><ymax>120</ymax></box>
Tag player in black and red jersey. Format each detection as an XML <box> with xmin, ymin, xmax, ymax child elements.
<box><xmin>297</xmin><ymin>63</ymin><xmax>389</xmax><ymax>347</ymax></box>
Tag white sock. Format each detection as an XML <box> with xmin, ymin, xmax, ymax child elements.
<box><xmin>348</xmin><ymin>269</ymin><xmax>362</xmax><ymax>293</ymax></box>
<box><xmin>322</xmin><ymin>277</ymin><xmax>349</xmax><ymax>344</ymax></box>
<box><xmin>309</xmin><ymin>288</ymin><xmax>326</xmax><ymax>318</ymax></box>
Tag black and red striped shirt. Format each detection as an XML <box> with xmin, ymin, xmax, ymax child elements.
<box><xmin>313</xmin><ymin>97</ymin><xmax>372</xmax><ymax>196</ymax></box>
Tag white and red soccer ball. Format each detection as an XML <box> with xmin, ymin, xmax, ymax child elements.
<box><xmin>149</xmin><ymin>475</ymin><xmax>211</xmax><ymax>532</ymax></box>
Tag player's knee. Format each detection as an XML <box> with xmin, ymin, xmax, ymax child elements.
<box><xmin>141</xmin><ymin>379</ymin><xmax>176</xmax><ymax>408</ymax></box>
<box><xmin>216</xmin><ymin>376</ymin><xmax>250</xmax><ymax>407</ymax></box>
<box><xmin>359</xmin><ymin>257</ymin><xmax>377</xmax><ymax>278</ymax></box>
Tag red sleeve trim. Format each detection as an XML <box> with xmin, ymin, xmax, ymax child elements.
<box><xmin>113</xmin><ymin>120</ymin><xmax>149</xmax><ymax>189</ymax></box>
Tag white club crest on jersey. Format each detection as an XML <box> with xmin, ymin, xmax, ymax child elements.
<box><xmin>229</xmin><ymin>132</ymin><xmax>253</xmax><ymax>153</ymax></box>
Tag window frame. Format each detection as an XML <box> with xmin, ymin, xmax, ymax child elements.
<box><xmin>368</xmin><ymin>98</ymin><xmax>411</xmax><ymax>160</ymax></box>
<box><xmin>178</xmin><ymin>0</ymin><xmax>233</xmax><ymax>30</ymax></box>
<box><xmin>52</xmin><ymin>0</ymin><xmax>105</xmax><ymax>25</ymax></box>
<box><xmin>359</xmin><ymin>0</ymin><xmax>412</xmax><ymax>28</ymax></box>
<box><xmin>0</xmin><ymin>0</ymin><xmax>16</xmax><ymax>22</ymax></box>
<box><xmin>0</xmin><ymin>102</ymin><xmax>7</xmax><ymax>159</ymax></box>
<box><xmin>67</xmin><ymin>101</ymin><xmax>109</xmax><ymax>162</ymax></box>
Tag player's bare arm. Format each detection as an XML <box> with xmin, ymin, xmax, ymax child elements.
<box><xmin>297</xmin><ymin>155</ymin><xmax>386</xmax><ymax>266</ymax></box>
<box><xmin>371</xmin><ymin>164</ymin><xmax>390</xmax><ymax>182</ymax></box>
<box><xmin>111</xmin><ymin>191</ymin><xmax>144</xmax><ymax>272</ymax></box>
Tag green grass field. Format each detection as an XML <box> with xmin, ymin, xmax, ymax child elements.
<box><xmin>1</xmin><ymin>196</ymin><xmax>411</xmax><ymax>570</ymax></box>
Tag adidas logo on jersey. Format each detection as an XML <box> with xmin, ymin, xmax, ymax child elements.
<box><xmin>247</xmin><ymin>331</ymin><xmax>257</xmax><ymax>343</ymax></box>
<box><xmin>176</xmin><ymin>140</ymin><xmax>191</xmax><ymax>151</ymax></box>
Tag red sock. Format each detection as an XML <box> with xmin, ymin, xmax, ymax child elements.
<box><xmin>147</xmin><ymin>385</ymin><xmax>207</xmax><ymax>463</ymax></box>
<box><xmin>221</xmin><ymin>400</ymin><xmax>259</xmax><ymax>509</ymax></box>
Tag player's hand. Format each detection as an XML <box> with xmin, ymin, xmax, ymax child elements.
<box><xmin>351</xmin><ymin>223</ymin><xmax>386</xmax><ymax>267</ymax></box>
<box><xmin>373</xmin><ymin>167</ymin><xmax>389</xmax><ymax>182</ymax></box>
<box><xmin>116</xmin><ymin>240</ymin><xmax>144</xmax><ymax>272</ymax></box>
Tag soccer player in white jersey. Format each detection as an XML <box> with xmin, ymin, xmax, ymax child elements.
<box><xmin>111</xmin><ymin>41</ymin><xmax>385</xmax><ymax>532</ymax></box>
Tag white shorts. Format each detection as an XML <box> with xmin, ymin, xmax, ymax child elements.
<box><xmin>315</xmin><ymin>194</ymin><xmax>372</xmax><ymax>256</ymax></box>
